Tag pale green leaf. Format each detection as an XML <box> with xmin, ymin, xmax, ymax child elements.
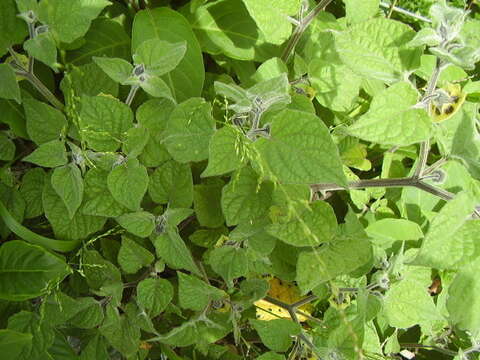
<box><xmin>250</xmin><ymin>319</ymin><xmax>301</xmax><ymax>352</ymax></box>
<box><xmin>193</xmin><ymin>182</ymin><xmax>225</xmax><ymax>228</ymax></box>
<box><xmin>116</xmin><ymin>211</ymin><xmax>155</xmax><ymax>238</ymax></box>
<box><xmin>384</xmin><ymin>267</ymin><xmax>442</xmax><ymax>328</ymax></box>
<box><xmin>447</xmin><ymin>257</ymin><xmax>480</xmax><ymax>335</ymax></box>
<box><xmin>201</xmin><ymin>126</ymin><xmax>247</xmax><ymax>177</ymax></box>
<box><xmin>242</xmin><ymin>0</ymin><xmax>301</xmax><ymax>45</ymax></box>
<box><xmin>80</xmin><ymin>95</ymin><xmax>133</xmax><ymax>152</ymax></box>
<box><xmin>51</xmin><ymin>163</ymin><xmax>84</xmax><ymax>219</ymax></box>
<box><xmin>267</xmin><ymin>201</ymin><xmax>338</xmax><ymax>247</ymax></box>
<box><xmin>163</xmin><ymin>97</ymin><xmax>216</xmax><ymax>163</ymax></box>
<box><xmin>23</xmin><ymin>139</ymin><xmax>68</xmax><ymax>168</ymax></box>
<box><xmin>137</xmin><ymin>278</ymin><xmax>174</xmax><ymax>316</ymax></box>
<box><xmin>334</xmin><ymin>18</ymin><xmax>421</xmax><ymax>83</ymax></box>
<box><xmin>43</xmin><ymin>177</ymin><xmax>106</xmax><ymax>240</ymax></box>
<box><xmin>344</xmin><ymin>0</ymin><xmax>379</xmax><ymax>24</ymax></box>
<box><xmin>139</xmin><ymin>75</ymin><xmax>174</xmax><ymax>101</ymax></box>
<box><xmin>255</xmin><ymin>109</ymin><xmax>347</xmax><ymax>185</ymax></box>
<box><xmin>208</xmin><ymin>246</ymin><xmax>248</xmax><ymax>287</ymax></box>
<box><xmin>366</xmin><ymin>218</ymin><xmax>423</xmax><ymax>249</ymax></box>
<box><xmin>133</xmin><ymin>39</ymin><xmax>187</xmax><ymax>77</ymax></box>
<box><xmin>83</xmin><ymin>168</ymin><xmax>126</xmax><ymax>217</ymax></box>
<box><xmin>132</xmin><ymin>8</ymin><xmax>204</xmax><ymax>102</ymax></box>
<box><xmin>122</xmin><ymin>126</ymin><xmax>149</xmax><ymax>158</ymax></box>
<box><xmin>221</xmin><ymin>166</ymin><xmax>273</xmax><ymax>226</ymax></box>
<box><xmin>411</xmin><ymin>191</ymin><xmax>478</xmax><ymax>269</ymax></box>
<box><xmin>178</xmin><ymin>272</ymin><xmax>225</xmax><ymax>311</ymax></box>
<box><xmin>23</xmin><ymin>32</ymin><xmax>57</xmax><ymax>69</ymax></box>
<box><xmin>107</xmin><ymin>158</ymin><xmax>149</xmax><ymax>211</ymax></box>
<box><xmin>0</xmin><ymin>0</ymin><xmax>27</xmax><ymax>56</ymax></box>
<box><xmin>118</xmin><ymin>236</ymin><xmax>154</xmax><ymax>274</ymax></box>
<box><xmin>37</xmin><ymin>0</ymin><xmax>110</xmax><ymax>44</ymax></box>
<box><xmin>148</xmin><ymin>160</ymin><xmax>193</xmax><ymax>208</ymax></box>
<box><xmin>153</xmin><ymin>231</ymin><xmax>201</xmax><ymax>276</ymax></box>
<box><xmin>19</xmin><ymin>168</ymin><xmax>45</xmax><ymax>219</ymax></box>
<box><xmin>296</xmin><ymin>236</ymin><xmax>372</xmax><ymax>293</ymax></box>
<box><xmin>67</xmin><ymin>18</ymin><xmax>131</xmax><ymax>65</ymax></box>
<box><xmin>23</xmin><ymin>98</ymin><xmax>66</xmax><ymax>145</ymax></box>
<box><xmin>0</xmin><ymin>64</ymin><xmax>21</xmax><ymax>104</ymax></box>
<box><xmin>190</xmin><ymin>0</ymin><xmax>278</xmax><ymax>61</ymax></box>
<box><xmin>348</xmin><ymin>81</ymin><xmax>432</xmax><ymax>146</ymax></box>
<box><xmin>0</xmin><ymin>240</ymin><xmax>70</xmax><ymax>301</ymax></box>
<box><xmin>93</xmin><ymin>57</ymin><xmax>133</xmax><ymax>84</ymax></box>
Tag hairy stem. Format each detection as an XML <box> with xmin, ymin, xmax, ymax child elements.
<box><xmin>125</xmin><ymin>85</ymin><xmax>139</xmax><ymax>106</ymax></box>
<box><xmin>281</xmin><ymin>0</ymin><xmax>333</xmax><ymax>63</ymax></box>
<box><xmin>379</xmin><ymin>1</ymin><xmax>432</xmax><ymax>23</ymax></box>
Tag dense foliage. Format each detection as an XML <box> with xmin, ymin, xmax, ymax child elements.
<box><xmin>0</xmin><ymin>0</ymin><xmax>480</xmax><ymax>359</ymax></box>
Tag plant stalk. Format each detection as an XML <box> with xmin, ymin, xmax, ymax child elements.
<box><xmin>125</xmin><ymin>85</ymin><xmax>139</xmax><ymax>106</ymax></box>
<box><xmin>281</xmin><ymin>0</ymin><xmax>333</xmax><ymax>63</ymax></box>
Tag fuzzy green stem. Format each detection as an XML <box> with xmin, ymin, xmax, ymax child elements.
<box><xmin>125</xmin><ymin>85</ymin><xmax>139</xmax><ymax>106</ymax></box>
<box><xmin>281</xmin><ymin>0</ymin><xmax>333</xmax><ymax>63</ymax></box>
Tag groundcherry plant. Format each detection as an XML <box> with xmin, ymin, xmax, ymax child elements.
<box><xmin>1</xmin><ymin>0</ymin><xmax>480</xmax><ymax>359</ymax></box>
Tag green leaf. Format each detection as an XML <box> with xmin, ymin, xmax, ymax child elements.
<box><xmin>348</xmin><ymin>81</ymin><xmax>432</xmax><ymax>146</ymax></box>
<box><xmin>116</xmin><ymin>211</ymin><xmax>155</xmax><ymax>238</ymax></box>
<box><xmin>221</xmin><ymin>167</ymin><xmax>273</xmax><ymax>226</ymax></box>
<box><xmin>365</xmin><ymin>218</ymin><xmax>423</xmax><ymax>249</ymax></box>
<box><xmin>201</xmin><ymin>126</ymin><xmax>247</xmax><ymax>177</ymax></box>
<box><xmin>132</xmin><ymin>7</ymin><xmax>204</xmax><ymax>102</ymax></box>
<box><xmin>148</xmin><ymin>160</ymin><xmax>193</xmax><ymax>208</ymax></box>
<box><xmin>256</xmin><ymin>352</ymin><xmax>285</xmax><ymax>360</ymax></box>
<box><xmin>250</xmin><ymin>319</ymin><xmax>301</xmax><ymax>352</ymax></box>
<box><xmin>411</xmin><ymin>191</ymin><xmax>478</xmax><ymax>269</ymax></box>
<box><xmin>123</xmin><ymin>126</ymin><xmax>149</xmax><ymax>158</ymax></box>
<box><xmin>190</xmin><ymin>0</ymin><xmax>278</xmax><ymax>61</ymax></box>
<box><xmin>82</xmin><ymin>250</ymin><xmax>121</xmax><ymax>290</ymax></box>
<box><xmin>242</xmin><ymin>0</ymin><xmax>301</xmax><ymax>45</ymax></box>
<box><xmin>23</xmin><ymin>139</ymin><xmax>68</xmax><ymax>168</ymax></box>
<box><xmin>250</xmin><ymin>57</ymin><xmax>288</xmax><ymax>83</ymax></box>
<box><xmin>153</xmin><ymin>231</ymin><xmax>201</xmax><ymax>276</ymax></box>
<box><xmin>0</xmin><ymin>133</ymin><xmax>15</xmax><ymax>161</ymax></box>
<box><xmin>334</xmin><ymin>18</ymin><xmax>421</xmax><ymax>83</ymax></box>
<box><xmin>83</xmin><ymin>168</ymin><xmax>126</xmax><ymax>217</ymax></box>
<box><xmin>383</xmin><ymin>267</ymin><xmax>441</xmax><ymax>328</ymax></box>
<box><xmin>0</xmin><ymin>0</ymin><xmax>27</xmax><ymax>56</ymax></box>
<box><xmin>23</xmin><ymin>32</ymin><xmax>57</xmax><ymax>69</ymax></box>
<box><xmin>99</xmin><ymin>304</ymin><xmax>141</xmax><ymax>358</ymax></box>
<box><xmin>60</xmin><ymin>62</ymin><xmax>119</xmax><ymax>100</ymax></box>
<box><xmin>19</xmin><ymin>168</ymin><xmax>45</xmax><ymax>219</ymax></box>
<box><xmin>178</xmin><ymin>272</ymin><xmax>225</xmax><ymax>311</ymax></box>
<box><xmin>118</xmin><ymin>236</ymin><xmax>154</xmax><ymax>274</ymax></box>
<box><xmin>208</xmin><ymin>246</ymin><xmax>249</xmax><ymax>287</ymax></box>
<box><xmin>193</xmin><ymin>182</ymin><xmax>225</xmax><ymax>228</ymax></box>
<box><xmin>93</xmin><ymin>57</ymin><xmax>133</xmax><ymax>84</ymax></box>
<box><xmin>255</xmin><ymin>109</ymin><xmax>347</xmax><ymax>185</ymax></box>
<box><xmin>133</xmin><ymin>39</ymin><xmax>187</xmax><ymax>77</ymax></box>
<box><xmin>79</xmin><ymin>95</ymin><xmax>133</xmax><ymax>152</ymax></box>
<box><xmin>267</xmin><ymin>201</ymin><xmax>338</xmax><ymax>247</ymax></box>
<box><xmin>0</xmin><ymin>99</ymin><xmax>28</xmax><ymax>139</ymax></box>
<box><xmin>137</xmin><ymin>278</ymin><xmax>174</xmax><ymax>316</ymax></box>
<box><xmin>67</xmin><ymin>18</ymin><xmax>131</xmax><ymax>65</ymax></box>
<box><xmin>37</xmin><ymin>0</ymin><xmax>110</xmax><ymax>44</ymax></box>
<box><xmin>447</xmin><ymin>257</ymin><xmax>480</xmax><ymax>335</ymax></box>
<box><xmin>107</xmin><ymin>158</ymin><xmax>149</xmax><ymax>211</ymax></box>
<box><xmin>23</xmin><ymin>98</ymin><xmax>66</xmax><ymax>145</ymax></box>
<box><xmin>0</xmin><ymin>64</ymin><xmax>21</xmax><ymax>104</ymax></box>
<box><xmin>163</xmin><ymin>97</ymin><xmax>216</xmax><ymax>163</ymax></box>
<box><xmin>139</xmin><ymin>74</ymin><xmax>175</xmax><ymax>101</ymax></box>
<box><xmin>296</xmin><ymin>236</ymin><xmax>372</xmax><ymax>293</ymax></box>
<box><xmin>344</xmin><ymin>0</ymin><xmax>379</xmax><ymax>24</ymax></box>
<box><xmin>0</xmin><ymin>240</ymin><xmax>70</xmax><ymax>301</ymax></box>
<box><xmin>51</xmin><ymin>163</ymin><xmax>84</xmax><ymax>219</ymax></box>
<box><xmin>43</xmin><ymin>176</ymin><xmax>106</xmax><ymax>241</ymax></box>
<box><xmin>0</xmin><ymin>329</ymin><xmax>32</xmax><ymax>359</ymax></box>
<box><xmin>68</xmin><ymin>297</ymin><xmax>104</xmax><ymax>329</ymax></box>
